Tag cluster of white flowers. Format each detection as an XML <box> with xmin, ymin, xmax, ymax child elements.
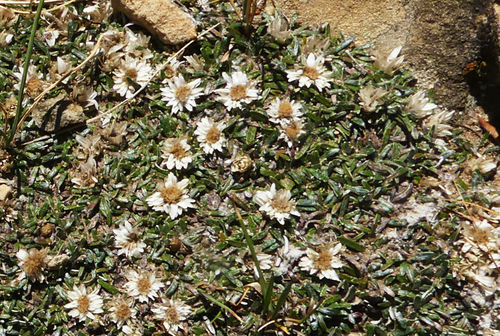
<box><xmin>370</xmin><ymin>46</ymin><xmax>452</xmax><ymax>142</ymax></box>
<box><xmin>253</xmin><ymin>236</ymin><xmax>345</xmax><ymax>281</ymax></box>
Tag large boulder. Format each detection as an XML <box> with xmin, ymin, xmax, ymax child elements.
<box><xmin>111</xmin><ymin>0</ymin><xmax>197</xmax><ymax>45</ymax></box>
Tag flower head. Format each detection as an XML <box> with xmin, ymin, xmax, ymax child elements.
<box><xmin>109</xmin><ymin>295</ymin><xmax>137</xmax><ymax>332</ymax></box>
<box><xmin>194</xmin><ymin>117</ymin><xmax>226</xmax><ymax>154</ymax></box>
<box><xmin>112</xmin><ymin>57</ymin><xmax>153</xmax><ymax>98</ymax></box>
<box><xmin>278</xmin><ymin>119</ymin><xmax>306</xmax><ymax>147</ymax></box>
<box><xmin>161</xmin><ymin>74</ymin><xmax>204</xmax><ymax>114</ymax></box>
<box><xmin>374</xmin><ymin>46</ymin><xmax>404</xmax><ymax>75</ymax></box>
<box><xmin>358</xmin><ymin>85</ymin><xmax>387</xmax><ymax>112</ymax></box>
<box><xmin>16</xmin><ymin>248</ymin><xmax>49</xmax><ymax>282</ymax></box>
<box><xmin>254</xmin><ymin>183</ymin><xmax>300</xmax><ymax>224</ymax></box>
<box><xmin>146</xmin><ymin>173</ymin><xmax>195</xmax><ymax>219</ymax></box>
<box><xmin>286</xmin><ymin>53</ymin><xmax>331</xmax><ymax>91</ymax></box>
<box><xmin>113</xmin><ymin>220</ymin><xmax>146</xmax><ymax>259</ymax></box>
<box><xmin>267</xmin><ymin>98</ymin><xmax>303</xmax><ymax>126</ymax></box>
<box><xmin>275</xmin><ymin>236</ymin><xmax>305</xmax><ymax>276</ymax></box>
<box><xmin>124</xmin><ymin>269</ymin><xmax>164</xmax><ymax>303</ymax></box>
<box><xmin>12</xmin><ymin>63</ymin><xmax>45</xmax><ymax>97</ymax></box>
<box><xmin>64</xmin><ymin>285</ymin><xmax>104</xmax><ymax>322</ymax></box>
<box><xmin>406</xmin><ymin>91</ymin><xmax>437</xmax><ymax>119</ymax></box>
<box><xmin>299</xmin><ymin>243</ymin><xmax>344</xmax><ymax>280</ymax></box>
<box><xmin>152</xmin><ymin>298</ymin><xmax>192</xmax><ymax>333</ymax></box>
<box><xmin>460</xmin><ymin>220</ymin><xmax>500</xmax><ymax>256</ymax></box>
<box><xmin>215</xmin><ymin>71</ymin><xmax>260</xmax><ymax>110</ymax></box>
<box><xmin>424</xmin><ymin>109</ymin><xmax>454</xmax><ymax>138</ymax></box>
<box><xmin>71</xmin><ymin>156</ymin><xmax>99</xmax><ymax>188</ymax></box>
<box><xmin>267</xmin><ymin>14</ymin><xmax>290</xmax><ymax>43</ymax></box>
<box><xmin>160</xmin><ymin>137</ymin><xmax>193</xmax><ymax>170</ymax></box>
<box><xmin>42</xmin><ymin>29</ymin><xmax>60</xmax><ymax>47</ymax></box>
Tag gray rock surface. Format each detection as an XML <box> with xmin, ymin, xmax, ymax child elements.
<box><xmin>111</xmin><ymin>0</ymin><xmax>197</xmax><ymax>45</ymax></box>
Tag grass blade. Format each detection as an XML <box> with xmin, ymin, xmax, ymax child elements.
<box><xmin>6</xmin><ymin>0</ymin><xmax>45</xmax><ymax>145</ymax></box>
<box><xmin>262</xmin><ymin>275</ymin><xmax>274</xmax><ymax>314</ymax></box>
<box><xmin>231</xmin><ymin>198</ymin><xmax>268</xmax><ymax>296</ymax></box>
<box><xmin>270</xmin><ymin>282</ymin><xmax>292</xmax><ymax>320</ymax></box>
<box><xmin>198</xmin><ymin>290</ymin><xmax>243</xmax><ymax>323</ymax></box>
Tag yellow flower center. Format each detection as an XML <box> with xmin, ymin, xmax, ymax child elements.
<box><xmin>169</xmin><ymin>141</ymin><xmax>188</xmax><ymax>159</ymax></box>
<box><xmin>270</xmin><ymin>191</ymin><xmax>293</xmax><ymax>213</ymax></box>
<box><xmin>313</xmin><ymin>249</ymin><xmax>333</xmax><ymax>271</ymax></box>
<box><xmin>22</xmin><ymin>249</ymin><xmax>46</xmax><ymax>280</ymax></box>
<box><xmin>303</xmin><ymin>66</ymin><xmax>320</xmax><ymax>80</ymax></box>
<box><xmin>469</xmin><ymin>225</ymin><xmax>491</xmax><ymax>246</ymax></box>
<box><xmin>160</xmin><ymin>185</ymin><xmax>183</xmax><ymax>204</ymax></box>
<box><xmin>206</xmin><ymin>126</ymin><xmax>221</xmax><ymax>144</ymax></box>
<box><xmin>278</xmin><ymin>101</ymin><xmax>294</xmax><ymax>119</ymax></box>
<box><xmin>175</xmin><ymin>85</ymin><xmax>192</xmax><ymax>103</ymax></box>
<box><xmin>229</xmin><ymin>84</ymin><xmax>248</xmax><ymax>101</ymax></box>
<box><xmin>284</xmin><ymin>122</ymin><xmax>301</xmax><ymax>140</ymax></box>
<box><xmin>114</xmin><ymin>301</ymin><xmax>131</xmax><ymax>321</ymax></box>
<box><xmin>165</xmin><ymin>305</ymin><xmax>179</xmax><ymax>322</ymax></box>
<box><xmin>125</xmin><ymin>68</ymin><xmax>138</xmax><ymax>81</ymax></box>
<box><xmin>77</xmin><ymin>294</ymin><xmax>90</xmax><ymax>314</ymax></box>
<box><xmin>136</xmin><ymin>275</ymin><xmax>152</xmax><ymax>295</ymax></box>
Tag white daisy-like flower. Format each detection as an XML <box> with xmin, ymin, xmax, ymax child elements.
<box><xmin>215</xmin><ymin>71</ymin><xmax>260</xmax><ymax>110</ymax></box>
<box><xmin>112</xmin><ymin>57</ymin><xmax>153</xmax><ymax>98</ymax></box>
<box><xmin>124</xmin><ymin>269</ymin><xmax>164</xmax><ymax>303</ymax></box>
<box><xmin>286</xmin><ymin>53</ymin><xmax>332</xmax><ymax>91</ymax></box>
<box><xmin>461</xmin><ymin>220</ymin><xmax>500</xmax><ymax>256</ymax></box>
<box><xmin>16</xmin><ymin>248</ymin><xmax>49</xmax><ymax>282</ymax></box>
<box><xmin>64</xmin><ymin>285</ymin><xmax>104</xmax><ymax>322</ymax></box>
<box><xmin>12</xmin><ymin>63</ymin><xmax>45</xmax><ymax>97</ymax></box>
<box><xmin>275</xmin><ymin>236</ymin><xmax>305</xmax><ymax>276</ymax></box>
<box><xmin>267</xmin><ymin>98</ymin><xmax>303</xmax><ymax>126</ymax></box>
<box><xmin>152</xmin><ymin>298</ymin><xmax>192</xmax><ymax>333</ymax></box>
<box><xmin>424</xmin><ymin>109</ymin><xmax>454</xmax><ymax>138</ymax></box>
<box><xmin>160</xmin><ymin>74</ymin><xmax>204</xmax><ymax>114</ymax></box>
<box><xmin>358</xmin><ymin>85</ymin><xmax>388</xmax><ymax>112</ymax></box>
<box><xmin>146</xmin><ymin>173</ymin><xmax>196</xmax><ymax>219</ymax></box>
<box><xmin>160</xmin><ymin>137</ymin><xmax>193</xmax><ymax>170</ymax></box>
<box><xmin>299</xmin><ymin>243</ymin><xmax>344</xmax><ymax>281</ymax></box>
<box><xmin>194</xmin><ymin>117</ymin><xmax>226</xmax><ymax>154</ymax></box>
<box><xmin>109</xmin><ymin>295</ymin><xmax>137</xmax><ymax>332</ymax></box>
<box><xmin>406</xmin><ymin>91</ymin><xmax>438</xmax><ymax>119</ymax></box>
<box><xmin>278</xmin><ymin>119</ymin><xmax>306</xmax><ymax>147</ymax></box>
<box><xmin>374</xmin><ymin>46</ymin><xmax>404</xmax><ymax>75</ymax></box>
<box><xmin>113</xmin><ymin>220</ymin><xmax>146</xmax><ymax>259</ymax></box>
<box><xmin>253</xmin><ymin>183</ymin><xmax>300</xmax><ymax>225</ymax></box>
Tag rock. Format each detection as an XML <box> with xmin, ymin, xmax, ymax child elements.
<box><xmin>0</xmin><ymin>184</ymin><xmax>12</xmax><ymax>202</ymax></box>
<box><xmin>276</xmin><ymin>0</ymin><xmax>500</xmax><ymax>120</ymax></box>
<box><xmin>31</xmin><ymin>93</ymin><xmax>86</xmax><ymax>132</ymax></box>
<box><xmin>111</xmin><ymin>0</ymin><xmax>197</xmax><ymax>45</ymax></box>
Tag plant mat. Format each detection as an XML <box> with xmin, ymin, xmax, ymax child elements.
<box><xmin>0</xmin><ymin>1</ymin><xmax>499</xmax><ymax>335</ymax></box>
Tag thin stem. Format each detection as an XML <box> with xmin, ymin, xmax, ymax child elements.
<box><xmin>6</xmin><ymin>0</ymin><xmax>45</xmax><ymax>146</ymax></box>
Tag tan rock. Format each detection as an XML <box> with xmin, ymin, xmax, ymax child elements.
<box><xmin>0</xmin><ymin>184</ymin><xmax>12</xmax><ymax>202</ymax></box>
<box><xmin>111</xmin><ymin>0</ymin><xmax>197</xmax><ymax>45</ymax></box>
<box><xmin>32</xmin><ymin>94</ymin><xmax>86</xmax><ymax>132</ymax></box>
